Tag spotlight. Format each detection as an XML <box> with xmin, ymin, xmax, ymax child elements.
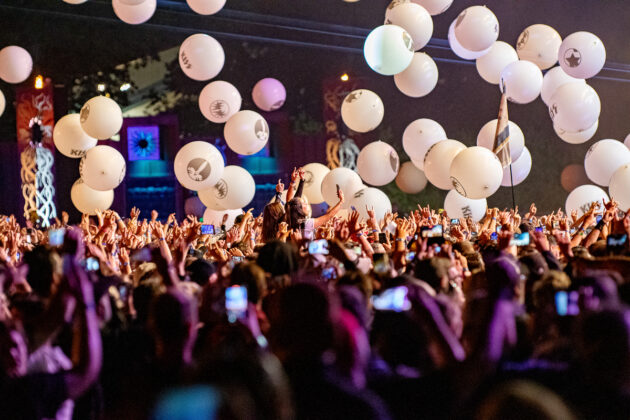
<box><xmin>120</xmin><ymin>83</ymin><xmax>131</xmax><ymax>92</ymax></box>
<box><xmin>97</xmin><ymin>83</ymin><xmax>106</xmax><ymax>92</ymax></box>
<box><xmin>34</xmin><ymin>75</ymin><xmax>44</xmax><ymax>89</ymax></box>
<box><xmin>340</xmin><ymin>73</ymin><xmax>349</xmax><ymax>82</ymax></box>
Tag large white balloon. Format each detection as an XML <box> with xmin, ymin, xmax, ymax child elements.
<box><xmin>395</xmin><ymin>161</ymin><xmax>427</xmax><ymax>194</ymax></box>
<box><xmin>448</xmin><ymin>21</ymin><xmax>492</xmax><ymax>60</ymax></box>
<box><xmin>584</xmin><ymin>139</ymin><xmax>630</xmax><ymax>186</ymax></box>
<box><xmin>321</xmin><ymin>167</ymin><xmax>363</xmax><ymax>209</ymax></box>
<box><xmin>0</xmin><ymin>90</ymin><xmax>6</xmax><ymax>118</ymax></box>
<box><xmin>0</xmin><ymin>46</ymin><xmax>32</xmax><ymax>84</ymax></box>
<box><xmin>80</xmin><ymin>145</ymin><xmax>126</xmax><ymax>191</ymax></box>
<box><xmin>444</xmin><ymin>189</ymin><xmax>487</xmax><ymax>222</ymax></box>
<box><xmin>423</xmin><ymin>139</ymin><xmax>466</xmax><ymax>190</ymax></box>
<box><xmin>53</xmin><ymin>114</ymin><xmax>97</xmax><ymax>158</ymax></box>
<box><xmin>179</xmin><ymin>34</ymin><xmax>225</xmax><ymax>81</ymax></box>
<box><xmin>224</xmin><ymin>110</ymin><xmax>269</xmax><ymax>155</ymax></box>
<box><xmin>186</xmin><ymin>0</ymin><xmax>226</xmax><ymax>15</ymax></box>
<box><xmin>402</xmin><ymin>119</ymin><xmax>447</xmax><ymax>168</ymax></box>
<box><xmin>541</xmin><ymin>66</ymin><xmax>585</xmax><ymax>106</ymax></box>
<box><xmin>516</xmin><ymin>24</ymin><xmax>562</xmax><ymax>70</ymax></box>
<box><xmin>411</xmin><ymin>0</ymin><xmax>452</xmax><ymax>15</ymax></box>
<box><xmin>112</xmin><ymin>0</ymin><xmax>156</xmax><ymax>25</ymax></box>
<box><xmin>79</xmin><ymin>96</ymin><xmax>123</xmax><ymax>140</ymax></box>
<box><xmin>501</xmin><ymin>147</ymin><xmax>531</xmax><ymax>187</ymax></box>
<box><xmin>349</xmin><ymin>188</ymin><xmax>392</xmax><ymax>221</ymax></box>
<box><xmin>357</xmin><ymin>141</ymin><xmax>400</xmax><ymax>186</ymax></box>
<box><xmin>174</xmin><ymin>141</ymin><xmax>225</xmax><ymax>191</ymax></box>
<box><xmin>71</xmin><ymin>179</ymin><xmax>114</xmax><ymax>215</ymax></box>
<box><xmin>394</xmin><ymin>52</ymin><xmax>438</xmax><ymax>98</ymax></box>
<box><xmin>252</xmin><ymin>78</ymin><xmax>286</xmax><ymax>112</ymax></box>
<box><xmin>609</xmin><ymin>164</ymin><xmax>630</xmax><ymax>211</ymax></box>
<box><xmin>453</xmin><ymin>6</ymin><xmax>499</xmax><ymax>52</ymax></box>
<box><xmin>499</xmin><ymin>60</ymin><xmax>543</xmax><ymax>104</ymax></box>
<box><xmin>565</xmin><ymin>185</ymin><xmax>609</xmax><ymax>217</ymax></box>
<box><xmin>363</xmin><ymin>24</ymin><xmax>414</xmax><ymax>75</ymax></box>
<box><xmin>63</xmin><ymin>0</ymin><xmax>88</xmax><ymax>3</ymax></box>
<box><xmin>625</xmin><ymin>134</ymin><xmax>630</xmax><ymax>149</ymax></box>
<box><xmin>199</xmin><ymin>166</ymin><xmax>255</xmax><ymax>210</ymax></box>
<box><xmin>198</xmin><ymin>81</ymin><xmax>241</xmax><ymax>123</ymax></box>
<box><xmin>558</xmin><ymin>31</ymin><xmax>606</xmax><ymax>79</ymax></box>
<box><xmin>340</xmin><ymin>89</ymin><xmax>384</xmax><ymax>133</ymax></box>
<box><xmin>476</xmin><ymin>119</ymin><xmax>525</xmax><ymax>162</ymax></box>
<box><xmin>554</xmin><ymin>120</ymin><xmax>598</xmax><ymax>145</ymax></box>
<box><xmin>302</xmin><ymin>163</ymin><xmax>330</xmax><ymax>204</ymax></box>
<box><xmin>475</xmin><ymin>41</ymin><xmax>518</xmax><ymax>85</ymax></box>
<box><xmin>203</xmin><ymin>208</ymin><xmax>243</xmax><ymax>230</ymax></box>
<box><xmin>549</xmin><ymin>82</ymin><xmax>600</xmax><ymax>132</ymax></box>
<box><xmin>449</xmin><ymin>146</ymin><xmax>503</xmax><ymax>199</ymax></box>
<box><xmin>385</xmin><ymin>1</ymin><xmax>433</xmax><ymax>51</ymax></box>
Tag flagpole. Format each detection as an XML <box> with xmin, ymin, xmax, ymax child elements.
<box><xmin>509</xmin><ymin>164</ymin><xmax>516</xmax><ymax>210</ymax></box>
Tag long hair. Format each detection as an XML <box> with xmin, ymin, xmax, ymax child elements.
<box><xmin>262</xmin><ymin>201</ymin><xmax>285</xmax><ymax>243</ymax></box>
<box><xmin>286</xmin><ymin>197</ymin><xmax>307</xmax><ymax>231</ymax></box>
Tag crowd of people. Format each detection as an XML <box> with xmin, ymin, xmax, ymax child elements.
<box><xmin>1</xmin><ymin>167</ymin><xmax>630</xmax><ymax>419</ymax></box>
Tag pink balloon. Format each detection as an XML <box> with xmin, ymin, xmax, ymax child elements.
<box><xmin>0</xmin><ymin>46</ymin><xmax>32</xmax><ymax>84</ymax></box>
<box><xmin>252</xmin><ymin>78</ymin><xmax>286</xmax><ymax>112</ymax></box>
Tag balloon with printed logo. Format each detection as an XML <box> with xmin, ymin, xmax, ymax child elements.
<box><xmin>321</xmin><ymin>167</ymin><xmax>363</xmax><ymax>209</ymax></box>
<box><xmin>252</xmin><ymin>78</ymin><xmax>286</xmax><ymax>112</ymax></box>
<box><xmin>499</xmin><ymin>60</ymin><xmax>543</xmax><ymax>104</ymax></box>
<box><xmin>357</xmin><ymin>141</ymin><xmax>400</xmax><ymax>186</ymax></box>
<box><xmin>202</xmin><ymin>208</ymin><xmax>243</xmax><ymax>230</ymax></box>
<box><xmin>476</xmin><ymin>119</ymin><xmax>524</xmax><ymax>162</ymax></box>
<box><xmin>80</xmin><ymin>145</ymin><xmax>126</xmax><ymax>191</ymax></box>
<box><xmin>71</xmin><ymin>179</ymin><xmax>114</xmax><ymax>215</ymax></box>
<box><xmin>186</xmin><ymin>0</ymin><xmax>225</xmax><ymax>15</ymax></box>
<box><xmin>402</xmin><ymin>118</ymin><xmax>447</xmax><ymax>168</ymax></box>
<box><xmin>423</xmin><ymin>139</ymin><xmax>466</xmax><ymax>190</ymax></box>
<box><xmin>112</xmin><ymin>0</ymin><xmax>156</xmax><ymax>24</ymax></box>
<box><xmin>584</xmin><ymin>139</ymin><xmax>630</xmax><ymax>186</ymax></box>
<box><xmin>199</xmin><ymin>166</ymin><xmax>255</xmax><ymax>210</ymax></box>
<box><xmin>302</xmin><ymin>163</ymin><xmax>330</xmax><ymax>205</ymax></box>
<box><xmin>609</xmin><ymin>164</ymin><xmax>630</xmax><ymax>211</ymax></box>
<box><xmin>394</xmin><ymin>52</ymin><xmax>438</xmax><ymax>97</ymax></box>
<box><xmin>341</xmin><ymin>89</ymin><xmax>384</xmax><ymax>133</ymax></box>
<box><xmin>444</xmin><ymin>189</ymin><xmax>487</xmax><ymax>222</ymax></box>
<box><xmin>0</xmin><ymin>46</ymin><xmax>32</xmax><ymax>84</ymax></box>
<box><xmin>554</xmin><ymin>120</ymin><xmax>598</xmax><ymax>145</ymax></box>
<box><xmin>349</xmin><ymin>187</ymin><xmax>392</xmax><ymax>221</ymax></box>
<box><xmin>558</xmin><ymin>31</ymin><xmax>606</xmax><ymax>79</ymax></box>
<box><xmin>224</xmin><ymin>110</ymin><xmax>269</xmax><ymax>155</ymax></box>
<box><xmin>363</xmin><ymin>24</ymin><xmax>414</xmax><ymax>75</ymax></box>
<box><xmin>541</xmin><ymin>66</ymin><xmax>585</xmax><ymax>106</ymax></box>
<box><xmin>179</xmin><ymin>33</ymin><xmax>225</xmax><ymax>81</ymax></box>
<box><xmin>448</xmin><ymin>21</ymin><xmax>492</xmax><ymax>60</ymax></box>
<box><xmin>396</xmin><ymin>161</ymin><xmax>427</xmax><ymax>194</ymax></box>
<box><xmin>412</xmin><ymin>0</ymin><xmax>452</xmax><ymax>15</ymax></box>
<box><xmin>199</xmin><ymin>81</ymin><xmax>241</xmax><ymax>123</ymax></box>
<box><xmin>174</xmin><ymin>141</ymin><xmax>225</xmax><ymax>191</ymax></box>
<box><xmin>453</xmin><ymin>6</ymin><xmax>499</xmax><ymax>52</ymax></box>
<box><xmin>565</xmin><ymin>184</ymin><xmax>609</xmax><ymax>217</ymax></box>
<box><xmin>476</xmin><ymin>41</ymin><xmax>518</xmax><ymax>85</ymax></box>
<box><xmin>79</xmin><ymin>96</ymin><xmax>123</xmax><ymax>140</ymax></box>
<box><xmin>549</xmin><ymin>82</ymin><xmax>600</xmax><ymax>132</ymax></box>
<box><xmin>449</xmin><ymin>146</ymin><xmax>503</xmax><ymax>199</ymax></box>
<box><xmin>385</xmin><ymin>1</ymin><xmax>433</xmax><ymax>51</ymax></box>
<box><xmin>516</xmin><ymin>24</ymin><xmax>562</xmax><ymax>70</ymax></box>
<box><xmin>53</xmin><ymin>114</ymin><xmax>97</xmax><ymax>158</ymax></box>
<box><xmin>501</xmin><ymin>147</ymin><xmax>531</xmax><ymax>187</ymax></box>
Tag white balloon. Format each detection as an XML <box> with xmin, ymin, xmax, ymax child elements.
<box><xmin>252</xmin><ymin>78</ymin><xmax>286</xmax><ymax>112</ymax></box>
<box><xmin>198</xmin><ymin>81</ymin><xmax>241</xmax><ymax>123</ymax></box>
<box><xmin>475</xmin><ymin>41</ymin><xmax>518</xmax><ymax>85</ymax></box>
<box><xmin>186</xmin><ymin>0</ymin><xmax>226</xmax><ymax>15</ymax></box>
<box><xmin>0</xmin><ymin>46</ymin><xmax>32</xmax><ymax>84</ymax></box>
<box><xmin>385</xmin><ymin>1</ymin><xmax>433</xmax><ymax>51</ymax></box>
<box><xmin>448</xmin><ymin>21</ymin><xmax>492</xmax><ymax>60</ymax></box>
<box><xmin>321</xmin><ymin>167</ymin><xmax>363</xmax><ymax>209</ymax></box>
<box><xmin>558</xmin><ymin>31</ymin><xmax>606</xmax><ymax>79</ymax></box>
<box><xmin>444</xmin><ymin>189</ymin><xmax>487</xmax><ymax>222</ymax></box>
<box><xmin>515</xmin><ymin>24</ymin><xmax>562</xmax><ymax>70</ymax></box>
<box><xmin>174</xmin><ymin>141</ymin><xmax>225</xmax><ymax>191</ymax></box>
<box><xmin>549</xmin><ymin>82</ymin><xmax>600</xmax><ymax>132</ymax></box>
<box><xmin>541</xmin><ymin>66</ymin><xmax>585</xmax><ymax>106</ymax></box>
<box><xmin>554</xmin><ymin>120</ymin><xmax>598</xmax><ymax>145</ymax></box>
<box><xmin>179</xmin><ymin>34</ymin><xmax>225</xmax><ymax>81</ymax></box>
<box><xmin>349</xmin><ymin>188</ymin><xmax>392</xmax><ymax>221</ymax></box>
<box><xmin>609</xmin><ymin>164</ymin><xmax>630</xmax><ymax>211</ymax></box>
<box><xmin>112</xmin><ymin>0</ymin><xmax>156</xmax><ymax>24</ymax></box>
<box><xmin>625</xmin><ymin>134</ymin><xmax>630</xmax><ymax>149</ymax></box>
<box><xmin>565</xmin><ymin>184</ymin><xmax>609</xmax><ymax>217</ymax></box>
<box><xmin>584</xmin><ymin>139</ymin><xmax>630</xmax><ymax>186</ymax></box>
<box><xmin>341</xmin><ymin>89</ymin><xmax>384</xmax><ymax>133</ymax></box>
<box><xmin>0</xmin><ymin>89</ymin><xmax>5</xmax><ymax>118</ymax></box>
<box><xmin>203</xmin><ymin>208</ymin><xmax>243</xmax><ymax>230</ymax></box>
<box><xmin>53</xmin><ymin>114</ymin><xmax>97</xmax><ymax>158</ymax></box>
<box><xmin>302</xmin><ymin>163</ymin><xmax>330</xmax><ymax>204</ymax></box>
<box><xmin>423</xmin><ymin>139</ymin><xmax>466</xmax><ymax>190</ymax></box>
<box><xmin>79</xmin><ymin>96</ymin><xmax>123</xmax><ymax>140</ymax></box>
<box><xmin>364</xmin><ymin>24</ymin><xmax>414</xmax><ymax>75</ymax></box>
<box><xmin>70</xmin><ymin>179</ymin><xmax>114</xmax><ymax>215</ymax></box>
<box><xmin>80</xmin><ymin>145</ymin><xmax>126</xmax><ymax>191</ymax></box>
<box><xmin>63</xmin><ymin>0</ymin><xmax>88</xmax><ymax>3</ymax></box>
<box><xmin>453</xmin><ymin>6</ymin><xmax>499</xmax><ymax>52</ymax></box>
<box><xmin>357</xmin><ymin>141</ymin><xmax>400</xmax><ymax>186</ymax></box>
<box><xmin>402</xmin><ymin>119</ymin><xmax>447</xmax><ymax>167</ymax></box>
<box><xmin>476</xmin><ymin>119</ymin><xmax>525</xmax><ymax>162</ymax></box>
<box><xmin>394</xmin><ymin>52</ymin><xmax>438</xmax><ymax>97</ymax></box>
<box><xmin>411</xmin><ymin>0</ymin><xmax>452</xmax><ymax>15</ymax></box>
<box><xmin>224</xmin><ymin>110</ymin><xmax>269</xmax><ymax>155</ymax></box>
<box><xmin>449</xmin><ymin>146</ymin><xmax>503</xmax><ymax>199</ymax></box>
<box><xmin>395</xmin><ymin>161</ymin><xmax>427</xmax><ymax>194</ymax></box>
<box><xmin>501</xmin><ymin>147</ymin><xmax>531</xmax><ymax>187</ymax></box>
<box><xmin>199</xmin><ymin>166</ymin><xmax>255</xmax><ymax>210</ymax></box>
<box><xmin>499</xmin><ymin>60</ymin><xmax>543</xmax><ymax>104</ymax></box>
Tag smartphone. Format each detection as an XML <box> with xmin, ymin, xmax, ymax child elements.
<box><xmin>225</xmin><ymin>285</ymin><xmax>248</xmax><ymax>322</ymax></box>
<box><xmin>555</xmin><ymin>290</ymin><xmax>579</xmax><ymax>316</ymax></box>
<box><xmin>25</xmin><ymin>235</ymin><xmax>31</xmax><ymax>244</ymax></box>
<box><xmin>552</xmin><ymin>221</ymin><xmax>559</xmax><ymax>229</ymax></box>
<box><xmin>48</xmin><ymin>228</ymin><xmax>65</xmax><ymax>246</ymax></box>
<box><xmin>535</xmin><ymin>227</ymin><xmax>544</xmax><ymax>233</ymax></box>
<box><xmin>421</xmin><ymin>225</ymin><xmax>443</xmax><ymax>238</ymax></box>
<box><xmin>511</xmin><ymin>232</ymin><xmax>530</xmax><ymax>247</ymax></box>
<box><xmin>371</xmin><ymin>286</ymin><xmax>412</xmax><ymax>312</ymax></box>
<box><xmin>321</xmin><ymin>267</ymin><xmax>337</xmax><ymax>280</ymax></box>
<box><xmin>200</xmin><ymin>224</ymin><xmax>214</xmax><ymax>235</ymax></box>
<box><xmin>232</xmin><ymin>256</ymin><xmax>244</xmax><ymax>263</ymax></box>
<box><xmin>308</xmin><ymin>239</ymin><xmax>329</xmax><ymax>255</ymax></box>
<box><xmin>378</xmin><ymin>232</ymin><xmax>387</xmax><ymax>243</ymax></box>
<box><xmin>373</xmin><ymin>253</ymin><xmax>389</xmax><ymax>275</ymax></box>
<box><xmin>450</xmin><ymin>218</ymin><xmax>459</xmax><ymax>225</ymax></box>
<box><xmin>406</xmin><ymin>251</ymin><xmax>416</xmax><ymax>262</ymax></box>
<box><xmin>85</xmin><ymin>257</ymin><xmax>100</xmax><ymax>271</ymax></box>
<box><xmin>607</xmin><ymin>233</ymin><xmax>628</xmax><ymax>249</ymax></box>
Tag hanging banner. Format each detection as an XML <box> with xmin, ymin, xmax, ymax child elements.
<box><xmin>16</xmin><ymin>81</ymin><xmax>55</xmax><ymax>152</ymax></box>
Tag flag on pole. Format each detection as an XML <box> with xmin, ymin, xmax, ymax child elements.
<box><xmin>493</xmin><ymin>83</ymin><xmax>511</xmax><ymax>168</ymax></box>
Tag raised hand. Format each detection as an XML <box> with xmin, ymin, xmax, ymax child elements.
<box><xmin>275</xmin><ymin>178</ymin><xmax>285</xmax><ymax>193</ymax></box>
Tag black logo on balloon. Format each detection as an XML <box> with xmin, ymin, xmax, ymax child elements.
<box><xmin>345</xmin><ymin>90</ymin><xmax>363</xmax><ymax>103</ymax></box>
<box><xmin>549</xmin><ymin>103</ymin><xmax>558</xmax><ymax>120</ymax></box>
<box><xmin>270</xmin><ymin>99</ymin><xmax>285</xmax><ymax>111</ymax></box>
<box><xmin>461</xmin><ymin>205</ymin><xmax>473</xmax><ymax>219</ymax></box>
<box><xmin>255</xmin><ymin>119</ymin><xmax>269</xmax><ymax>142</ymax></box>
<box><xmin>79</xmin><ymin>157</ymin><xmax>85</xmax><ymax>177</ymax></box>
<box><xmin>402</xmin><ymin>31</ymin><xmax>413</xmax><ymax>51</ymax></box>
<box><xmin>214</xmin><ymin>179</ymin><xmax>228</xmax><ymax>199</ymax></box>
<box><xmin>564</xmin><ymin>48</ymin><xmax>582</xmax><ymax>68</ymax></box>
<box><xmin>354</xmin><ymin>189</ymin><xmax>366</xmax><ymax>199</ymax></box>
<box><xmin>304</xmin><ymin>170</ymin><xmax>314</xmax><ymax>186</ymax></box>
<box><xmin>80</xmin><ymin>104</ymin><xmax>90</xmax><ymax>123</ymax></box>
<box><xmin>387</xmin><ymin>0</ymin><xmax>408</xmax><ymax>10</ymax></box>
<box><xmin>209</xmin><ymin>100</ymin><xmax>230</xmax><ymax>119</ymax></box>
<box><xmin>516</xmin><ymin>30</ymin><xmax>529</xmax><ymax>50</ymax></box>
<box><xmin>180</xmin><ymin>51</ymin><xmax>192</xmax><ymax>69</ymax></box>
<box><xmin>187</xmin><ymin>158</ymin><xmax>211</xmax><ymax>182</ymax></box>
<box><xmin>455</xmin><ymin>10</ymin><xmax>467</xmax><ymax>28</ymax></box>
<box><xmin>451</xmin><ymin>176</ymin><xmax>467</xmax><ymax>197</ymax></box>
<box><xmin>389</xmin><ymin>151</ymin><xmax>399</xmax><ymax>174</ymax></box>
